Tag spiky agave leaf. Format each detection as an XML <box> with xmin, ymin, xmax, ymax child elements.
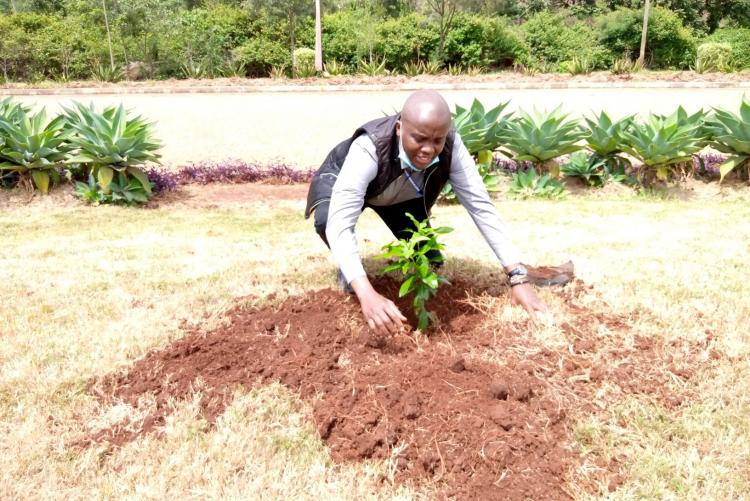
<box><xmin>706</xmin><ymin>95</ymin><xmax>750</xmax><ymax>181</ymax></box>
<box><xmin>500</xmin><ymin>105</ymin><xmax>584</xmax><ymax>168</ymax></box>
<box><xmin>452</xmin><ymin>99</ymin><xmax>514</xmax><ymax>157</ymax></box>
<box><xmin>620</xmin><ymin>109</ymin><xmax>705</xmax><ymax>180</ymax></box>
<box><xmin>62</xmin><ymin>101</ymin><xmax>162</xmax><ymax>194</ymax></box>
<box><xmin>0</xmin><ymin>108</ymin><xmax>72</xmax><ymax>193</ymax></box>
<box><xmin>582</xmin><ymin>111</ymin><xmax>634</xmax><ymax>157</ymax></box>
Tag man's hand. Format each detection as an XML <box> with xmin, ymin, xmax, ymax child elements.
<box><xmin>350</xmin><ymin>276</ymin><xmax>406</xmax><ymax>335</ymax></box>
<box><xmin>510</xmin><ymin>283</ymin><xmax>548</xmax><ymax>321</ymax></box>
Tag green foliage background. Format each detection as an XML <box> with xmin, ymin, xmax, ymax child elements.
<box><xmin>0</xmin><ymin>0</ymin><xmax>747</xmax><ymax>82</ymax></box>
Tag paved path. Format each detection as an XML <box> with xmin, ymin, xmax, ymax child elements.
<box><xmin>11</xmin><ymin>86</ymin><xmax>749</xmax><ymax>167</ymax></box>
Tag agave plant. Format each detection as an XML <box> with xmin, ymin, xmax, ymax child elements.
<box><xmin>62</xmin><ymin>102</ymin><xmax>161</xmax><ymax>201</ymax></box>
<box><xmin>91</xmin><ymin>63</ymin><xmax>124</xmax><ymax>83</ymax></box>
<box><xmin>421</xmin><ymin>60</ymin><xmax>442</xmax><ymax>75</ymax></box>
<box><xmin>358</xmin><ymin>57</ymin><xmax>388</xmax><ymax>76</ymax></box>
<box><xmin>440</xmin><ymin>100</ymin><xmax>514</xmax><ymax>201</ymax></box>
<box><xmin>582</xmin><ymin>111</ymin><xmax>634</xmax><ymax>172</ymax></box>
<box><xmin>453</xmin><ymin>99</ymin><xmax>514</xmax><ymax>157</ymax></box>
<box><xmin>323</xmin><ymin>60</ymin><xmax>348</xmax><ymax>76</ymax></box>
<box><xmin>620</xmin><ymin>107</ymin><xmax>706</xmax><ymax>182</ymax></box>
<box><xmin>0</xmin><ymin>105</ymin><xmax>72</xmax><ymax>193</ymax></box>
<box><xmin>499</xmin><ymin>105</ymin><xmax>584</xmax><ymax>176</ymax></box>
<box><xmin>659</xmin><ymin>106</ymin><xmax>711</xmax><ymax>148</ymax></box>
<box><xmin>0</xmin><ymin>97</ymin><xmax>31</xmax><ymax>123</ymax></box>
<box><xmin>561</xmin><ymin>152</ymin><xmax>608</xmax><ymax>187</ymax></box>
<box><xmin>220</xmin><ymin>60</ymin><xmax>246</xmax><ymax>78</ymax></box>
<box><xmin>402</xmin><ymin>61</ymin><xmax>423</xmax><ymax>76</ymax></box>
<box><xmin>508</xmin><ymin>169</ymin><xmax>565</xmax><ymax>199</ymax></box>
<box><xmin>446</xmin><ymin>63</ymin><xmax>462</xmax><ymax>76</ymax></box>
<box><xmin>705</xmin><ymin>96</ymin><xmax>750</xmax><ymax>182</ymax></box>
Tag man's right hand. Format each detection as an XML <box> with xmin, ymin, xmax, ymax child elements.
<box><xmin>350</xmin><ymin>276</ymin><xmax>406</xmax><ymax>335</ymax></box>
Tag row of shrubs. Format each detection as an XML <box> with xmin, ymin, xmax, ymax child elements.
<box><xmin>2</xmin><ymin>95</ymin><xmax>749</xmax><ymax>207</ymax></box>
<box><xmin>1</xmin><ymin>6</ymin><xmax>749</xmax><ymax>83</ymax></box>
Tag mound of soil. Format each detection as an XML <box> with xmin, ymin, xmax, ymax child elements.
<box><xmin>85</xmin><ymin>275</ymin><xmax>712</xmax><ymax>500</ymax></box>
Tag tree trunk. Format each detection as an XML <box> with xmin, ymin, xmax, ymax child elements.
<box><xmin>314</xmin><ymin>0</ymin><xmax>322</xmax><ymax>72</ymax></box>
<box><xmin>288</xmin><ymin>10</ymin><xmax>297</xmax><ymax>76</ymax></box>
<box><xmin>638</xmin><ymin>0</ymin><xmax>651</xmax><ymax>66</ymax></box>
<box><xmin>102</xmin><ymin>0</ymin><xmax>115</xmax><ymax>68</ymax></box>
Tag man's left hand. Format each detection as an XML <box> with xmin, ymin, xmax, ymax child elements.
<box><xmin>510</xmin><ymin>283</ymin><xmax>548</xmax><ymax>321</ymax></box>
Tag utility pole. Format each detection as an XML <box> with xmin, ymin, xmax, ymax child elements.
<box><xmin>314</xmin><ymin>0</ymin><xmax>322</xmax><ymax>72</ymax></box>
<box><xmin>638</xmin><ymin>0</ymin><xmax>651</xmax><ymax>66</ymax></box>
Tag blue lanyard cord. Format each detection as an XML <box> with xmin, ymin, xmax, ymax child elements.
<box><xmin>403</xmin><ymin>169</ymin><xmax>424</xmax><ymax>197</ymax></box>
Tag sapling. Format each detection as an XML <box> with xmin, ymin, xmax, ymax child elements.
<box><xmin>376</xmin><ymin>213</ymin><xmax>452</xmax><ymax>332</ymax></box>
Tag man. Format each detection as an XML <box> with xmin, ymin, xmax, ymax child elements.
<box><xmin>305</xmin><ymin>90</ymin><xmax>546</xmax><ymax>335</ymax></box>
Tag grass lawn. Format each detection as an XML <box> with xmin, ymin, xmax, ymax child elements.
<box><xmin>1</xmin><ymin>185</ymin><xmax>749</xmax><ymax>499</ymax></box>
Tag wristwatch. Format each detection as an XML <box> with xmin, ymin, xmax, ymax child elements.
<box><xmin>506</xmin><ymin>265</ymin><xmax>529</xmax><ymax>287</ymax></box>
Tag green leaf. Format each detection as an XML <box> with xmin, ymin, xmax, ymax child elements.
<box><xmin>719</xmin><ymin>156</ymin><xmax>749</xmax><ymax>182</ymax></box>
<box><xmin>127</xmin><ymin>166</ymin><xmax>152</xmax><ymax>194</ymax></box>
<box><xmin>97</xmin><ymin>166</ymin><xmax>114</xmax><ymax>191</ymax></box>
<box><xmin>30</xmin><ymin>170</ymin><xmax>50</xmax><ymax>193</ymax></box>
<box><xmin>399</xmin><ymin>276</ymin><xmax>415</xmax><ymax>297</ymax></box>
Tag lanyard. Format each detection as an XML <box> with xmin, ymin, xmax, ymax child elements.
<box><xmin>403</xmin><ymin>169</ymin><xmax>424</xmax><ymax>197</ymax></box>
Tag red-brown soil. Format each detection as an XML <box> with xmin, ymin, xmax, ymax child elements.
<box><xmin>84</xmin><ymin>275</ymin><xmax>714</xmax><ymax>500</ymax></box>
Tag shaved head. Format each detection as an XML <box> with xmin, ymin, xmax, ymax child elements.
<box><xmin>396</xmin><ymin>90</ymin><xmax>452</xmax><ymax>170</ymax></box>
<box><xmin>401</xmin><ymin>90</ymin><xmax>452</xmax><ymax>129</ymax></box>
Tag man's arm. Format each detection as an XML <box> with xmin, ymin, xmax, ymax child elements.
<box><xmin>326</xmin><ymin>136</ymin><xmax>407</xmax><ymax>334</ymax></box>
<box><xmin>448</xmin><ymin>134</ymin><xmax>523</xmax><ymax>268</ymax></box>
<box><xmin>325</xmin><ymin>135</ymin><xmax>376</xmax><ymax>284</ymax></box>
<box><xmin>448</xmin><ymin>134</ymin><xmax>548</xmax><ymax>318</ymax></box>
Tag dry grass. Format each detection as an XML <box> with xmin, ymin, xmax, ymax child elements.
<box><xmin>1</xmin><ymin>188</ymin><xmax>749</xmax><ymax>499</ymax></box>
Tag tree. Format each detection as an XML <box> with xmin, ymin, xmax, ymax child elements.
<box><xmin>102</xmin><ymin>0</ymin><xmax>115</xmax><ymax>68</ymax></box>
<box><xmin>425</xmin><ymin>0</ymin><xmax>458</xmax><ymax>56</ymax></box>
<box><xmin>248</xmin><ymin>0</ymin><xmax>314</xmax><ymax>62</ymax></box>
<box><xmin>638</xmin><ymin>0</ymin><xmax>650</xmax><ymax>65</ymax></box>
<box><xmin>315</xmin><ymin>0</ymin><xmax>322</xmax><ymax>71</ymax></box>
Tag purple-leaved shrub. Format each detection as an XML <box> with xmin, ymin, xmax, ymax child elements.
<box><xmin>143</xmin><ymin>160</ymin><xmax>315</xmax><ymax>193</ymax></box>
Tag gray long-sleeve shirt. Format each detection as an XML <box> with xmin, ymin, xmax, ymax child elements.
<box><xmin>326</xmin><ymin>133</ymin><xmax>522</xmax><ymax>283</ymax></box>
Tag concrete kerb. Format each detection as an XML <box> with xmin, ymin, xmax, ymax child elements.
<box><xmin>3</xmin><ymin>80</ymin><xmax>750</xmax><ymax>96</ymax></box>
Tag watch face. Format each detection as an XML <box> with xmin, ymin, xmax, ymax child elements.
<box><xmin>509</xmin><ymin>265</ymin><xmax>528</xmax><ymax>277</ymax></box>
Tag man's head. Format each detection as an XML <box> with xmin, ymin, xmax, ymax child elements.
<box><xmin>396</xmin><ymin>90</ymin><xmax>452</xmax><ymax>170</ymax></box>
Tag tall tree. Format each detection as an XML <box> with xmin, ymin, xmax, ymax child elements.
<box><xmin>425</xmin><ymin>0</ymin><xmax>458</xmax><ymax>56</ymax></box>
<box><xmin>102</xmin><ymin>0</ymin><xmax>115</xmax><ymax>68</ymax></box>
<box><xmin>638</xmin><ymin>0</ymin><xmax>650</xmax><ymax>65</ymax></box>
<box><xmin>315</xmin><ymin>0</ymin><xmax>322</xmax><ymax>71</ymax></box>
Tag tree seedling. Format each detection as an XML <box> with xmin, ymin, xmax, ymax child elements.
<box><xmin>376</xmin><ymin>213</ymin><xmax>452</xmax><ymax>332</ymax></box>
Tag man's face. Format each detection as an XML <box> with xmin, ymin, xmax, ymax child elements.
<box><xmin>396</xmin><ymin>116</ymin><xmax>451</xmax><ymax>170</ymax></box>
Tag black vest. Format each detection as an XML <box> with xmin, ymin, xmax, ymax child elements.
<box><xmin>304</xmin><ymin>114</ymin><xmax>455</xmax><ymax>219</ymax></box>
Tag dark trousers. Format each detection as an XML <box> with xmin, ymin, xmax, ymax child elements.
<box><xmin>313</xmin><ymin>197</ymin><xmax>443</xmax><ymax>263</ymax></box>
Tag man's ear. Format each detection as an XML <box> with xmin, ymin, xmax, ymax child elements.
<box><xmin>395</xmin><ymin>120</ymin><xmax>401</xmax><ymax>137</ymax></box>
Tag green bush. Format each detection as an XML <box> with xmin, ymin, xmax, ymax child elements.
<box><xmin>443</xmin><ymin>14</ymin><xmax>529</xmax><ymax>68</ymax></box>
<box><xmin>522</xmin><ymin>11</ymin><xmax>609</xmax><ymax>69</ymax></box>
<box><xmin>0</xmin><ymin>13</ymin><xmax>110</xmax><ymax>82</ymax></box>
<box><xmin>705</xmin><ymin>29</ymin><xmax>750</xmax><ymax>69</ymax></box>
<box><xmin>696</xmin><ymin>42</ymin><xmax>733</xmax><ymax>72</ymax></box>
<box><xmin>374</xmin><ymin>13</ymin><xmax>439</xmax><ymax>69</ymax></box>
<box><xmin>293</xmin><ymin>47</ymin><xmax>316</xmax><ymax>77</ymax></box>
<box><xmin>597</xmin><ymin>6</ymin><xmax>697</xmax><ymax>69</ymax></box>
<box><xmin>322</xmin><ymin>9</ymin><xmax>375</xmax><ymax>67</ymax></box>
<box><xmin>156</xmin><ymin>6</ymin><xmax>254</xmax><ymax>78</ymax></box>
<box><xmin>233</xmin><ymin>37</ymin><xmax>290</xmax><ymax>77</ymax></box>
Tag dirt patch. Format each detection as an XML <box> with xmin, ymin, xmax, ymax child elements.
<box><xmin>84</xmin><ymin>276</ymin><xmax>714</xmax><ymax>499</ymax></box>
